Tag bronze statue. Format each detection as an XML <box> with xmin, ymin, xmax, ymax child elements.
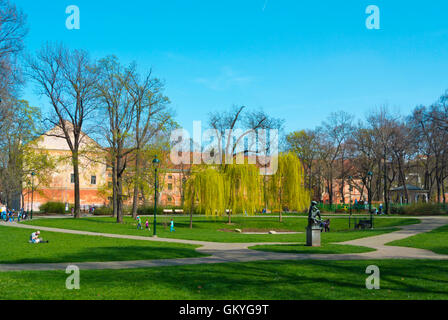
<box><xmin>308</xmin><ymin>201</ymin><xmax>322</xmax><ymax>228</ymax></box>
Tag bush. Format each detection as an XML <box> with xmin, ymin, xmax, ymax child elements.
<box><xmin>39</xmin><ymin>202</ymin><xmax>67</xmax><ymax>214</ymax></box>
<box><xmin>137</xmin><ymin>205</ymin><xmax>164</xmax><ymax>216</ymax></box>
<box><xmin>93</xmin><ymin>206</ymin><xmax>113</xmax><ymax>216</ymax></box>
<box><xmin>391</xmin><ymin>203</ymin><xmax>448</xmax><ymax>216</ymax></box>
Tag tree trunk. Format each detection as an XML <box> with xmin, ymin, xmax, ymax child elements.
<box><xmin>131</xmin><ymin>150</ymin><xmax>141</xmax><ymax>218</ymax></box>
<box><xmin>72</xmin><ymin>152</ymin><xmax>81</xmax><ymax>219</ymax></box>
<box><xmin>112</xmin><ymin>161</ymin><xmax>118</xmax><ymax>219</ymax></box>
<box><xmin>116</xmin><ymin>153</ymin><xmax>124</xmax><ymax>223</ymax></box>
<box><xmin>383</xmin><ymin>152</ymin><xmax>389</xmax><ymax>214</ymax></box>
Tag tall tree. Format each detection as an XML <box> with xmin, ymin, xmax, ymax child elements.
<box><xmin>27</xmin><ymin>43</ymin><xmax>98</xmax><ymax>218</ymax></box>
<box><xmin>127</xmin><ymin>69</ymin><xmax>171</xmax><ymax>218</ymax></box>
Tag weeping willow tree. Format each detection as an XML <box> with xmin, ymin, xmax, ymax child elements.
<box><xmin>267</xmin><ymin>152</ymin><xmax>310</xmax><ymax>222</ymax></box>
<box><xmin>184</xmin><ymin>163</ymin><xmax>263</xmax><ymax>226</ymax></box>
<box><xmin>224</xmin><ymin>164</ymin><xmax>263</xmax><ymax>224</ymax></box>
<box><xmin>184</xmin><ymin>166</ymin><xmax>226</xmax><ymax>228</ymax></box>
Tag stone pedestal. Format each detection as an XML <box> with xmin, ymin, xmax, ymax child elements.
<box><xmin>306</xmin><ymin>226</ymin><xmax>321</xmax><ymax>247</ymax></box>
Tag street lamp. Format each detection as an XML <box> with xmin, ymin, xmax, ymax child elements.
<box><xmin>367</xmin><ymin>171</ymin><xmax>373</xmax><ymax>228</ymax></box>
<box><xmin>31</xmin><ymin>172</ymin><xmax>36</xmax><ymax>220</ymax></box>
<box><xmin>152</xmin><ymin>155</ymin><xmax>160</xmax><ymax>237</ymax></box>
<box><xmin>348</xmin><ymin>175</ymin><xmax>352</xmax><ymax>228</ymax></box>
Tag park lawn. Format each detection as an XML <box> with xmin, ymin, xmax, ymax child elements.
<box><xmin>249</xmin><ymin>243</ymin><xmax>375</xmax><ymax>254</ymax></box>
<box><xmin>386</xmin><ymin>224</ymin><xmax>448</xmax><ymax>255</ymax></box>
<box><xmin>0</xmin><ymin>259</ymin><xmax>447</xmax><ymax>299</ymax></box>
<box><xmin>0</xmin><ymin>225</ymin><xmax>207</xmax><ymax>264</ymax></box>
<box><xmin>21</xmin><ymin>216</ymin><xmax>420</xmax><ymax>243</ymax></box>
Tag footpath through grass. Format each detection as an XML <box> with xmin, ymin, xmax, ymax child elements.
<box><xmin>249</xmin><ymin>243</ymin><xmax>375</xmax><ymax>254</ymax></box>
<box><xmin>0</xmin><ymin>225</ymin><xmax>207</xmax><ymax>264</ymax></box>
<box><xmin>387</xmin><ymin>224</ymin><xmax>448</xmax><ymax>255</ymax></box>
<box><xmin>1</xmin><ymin>259</ymin><xmax>447</xmax><ymax>299</ymax></box>
<box><xmin>21</xmin><ymin>216</ymin><xmax>420</xmax><ymax>243</ymax></box>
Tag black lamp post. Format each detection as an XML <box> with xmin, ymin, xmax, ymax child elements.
<box><xmin>348</xmin><ymin>175</ymin><xmax>352</xmax><ymax>228</ymax></box>
<box><xmin>367</xmin><ymin>171</ymin><xmax>373</xmax><ymax>228</ymax></box>
<box><xmin>31</xmin><ymin>172</ymin><xmax>36</xmax><ymax>220</ymax></box>
<box><xmin>152</xmin><ymin>155</ymin><xmax>160</xmax><ymax>237</ymax></box>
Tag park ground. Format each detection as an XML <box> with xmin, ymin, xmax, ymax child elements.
<box><xmin>0</xmin><ymin>214</ymin><xmax>448</xmax><ymax>299</ymax></box>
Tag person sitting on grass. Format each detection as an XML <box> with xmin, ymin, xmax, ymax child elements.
<box><xmin>170</xmin><ymin>218</ymin><xmax>175</xmax><ymax>232</ymax></box>
<box><xmin>136</xmin><ymin>216</ymin><xmax>142</xmax><ymax>230</ymax></box>
<box><xmin>29</xmin><ymin>231</ymin><xmax>49</xmax><ymax>243</ymax></box>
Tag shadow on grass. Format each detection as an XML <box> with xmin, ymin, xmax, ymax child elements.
<box><xmin>2</xmin><ymin>259</ymin><xmax>448</xmax><ymax>299</ymax></box>
<box><xmin>1</xmin><ymin>245</ymin><xmax>208</xmax><ymax>264</ymax></box>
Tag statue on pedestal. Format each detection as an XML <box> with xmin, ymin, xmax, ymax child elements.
<box><xmin>306</xmin><ymin>201</ymin><xmax>322</xmax><ymax>246</ymax></box>
<box><xmin>307</xmin><ymin>201</ymin><xmax>322</xmax><ymax>229</ymax></box>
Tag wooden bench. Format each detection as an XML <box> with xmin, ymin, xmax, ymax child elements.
<box><xmin>355</xmin><ymin>219</ymin><xmax>372</xmax><ymax>229</ymax></box>
<box><xmin>174</xmin><ymin>209</ymin><xmax>184</xmax><ymax>214</ymax></box>
<box><xmin>163</xmin><ymin>209</ymin><xmax>173</xmax><ymax>214</ymax></box>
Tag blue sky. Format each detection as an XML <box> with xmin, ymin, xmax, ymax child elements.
<box><xmin>15</xmin><ymin>0</ymin><xmax>448</xmax><ymax>133</ymax></box>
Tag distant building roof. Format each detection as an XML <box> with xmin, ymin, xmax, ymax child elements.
<box><xmin>390</xmin><ymin>184</ymin><xmax>428</xmax><ymax>192</ymax></box>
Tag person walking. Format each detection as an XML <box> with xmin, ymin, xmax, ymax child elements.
<box><xmin>170</xmin><ymin>219</ymin><xmax>175</xmax><ymax>232</ymax></box>
<box><xmin>136</xmin><ymin>216</ymin><xmax>142</xmax><ymax>230</ymax></box>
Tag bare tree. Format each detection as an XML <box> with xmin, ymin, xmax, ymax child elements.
<box><xmin>127</xmin><ymin>68</ymin><xmax>171</xmax><ymax>218</ymax></box>
<box><xmin>0</xmin><ymin>0</ymin><xmax>27</xmax><ymax>125</ymax></box>
<box><xmin>27</xmin><ymin>43</ymin><xmax>98</xmax><ymax>218</ymax></box>
<box><xmin>319</xmin><ymin>111</ymin><xmax>354</xmax><ymax>205</ymax></box>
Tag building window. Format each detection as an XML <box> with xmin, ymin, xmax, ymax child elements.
<box><xmin>168</xmin><ymin>183</ymin><xmax>173</xmax><ymax>190</ymax></box>
<box><xmin>167</xmin><ymin>196</ymin><xmax>173</xmax><ymax>203</ymax></box>
<box><xmin>168</xmin><ymin>175</ymin><xmax>173</xmax><ymax>179</ymax></box>
<box><xmin>91</xmin><ymin>176</ymin><xmax>97</xmax><ymax>185</ymax></box>
<box><xmin>71</xmin><ymin>174</ymin><xmax>75</xmax><ymax>184</ymax></box>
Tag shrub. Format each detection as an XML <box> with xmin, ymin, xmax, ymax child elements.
<box><xmin>39</xmin><ymin>202</ymin><xmax>67</xmax><ymax>214</ymax></box>
<box><xmin>93</xmin><ymin>206</ymin><xmax>113</xmax><ymax>216</ymax></box>
<box><xmin>137</xmin><ymin>205</ymin><xmax>164</xmax><ymax>216</ymax></box>
<box><xmin>391</xmin><ymin>203</ymin><xmax>448</xmax><ymax>216</ymax></box>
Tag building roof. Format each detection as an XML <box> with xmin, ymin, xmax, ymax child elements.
<box><xmin>390</xmin><ymin>184</ymin><xmax>428</xmax><ymax>192</ymax></box>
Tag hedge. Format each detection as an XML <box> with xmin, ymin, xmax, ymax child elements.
<box><xmin>390</xmin><ymin>203</ymin><xmax>448</xmax><ymax>215</ymax></box>
<box><xmin>39</xmin><ymin>202</ymin><xmax>67</xmax><ymax>214</ymax></box>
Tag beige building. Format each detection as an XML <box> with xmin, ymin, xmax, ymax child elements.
<box><xmin>22</xmin><ymin>123</ymin><xmax>188</xmax><ymax>211</ymax></box>
<box><xmin>23</xmin><ymin>124</ymin><xmax>108</xmax><ymax>211</ymax></box>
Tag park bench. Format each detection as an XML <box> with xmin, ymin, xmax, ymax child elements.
<box><xmin>174</xmin><ymin>209</ymin><xmax>184</xmax><ymax>214</ymax></box>
<box><xmin>355</xmin><ymin>219</ymin><xmax>372</xmax><ymax>229</ymax></box>
<box><xmin>163</xmin><ymin>209</ymin><xmax>173</xmax><ymax>214</ymax></box>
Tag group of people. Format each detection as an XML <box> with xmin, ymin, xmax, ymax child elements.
<box><xmin>372</xmin><ymin>203</ymin><xmax>387</xmax><ymax>215</ymax></box>
<box><xmin>136</xmin><ymin>216</ymin><xmax>175</xmax><ymax>232</ymax></box>
<box><xmin>1</xmin><ymin>207</ymin><xmax>27</xmax><ymax>222</ymax></box>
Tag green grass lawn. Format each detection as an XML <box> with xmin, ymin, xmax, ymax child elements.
<box><xmin>21</xmin><ymin>216</ymin><xmax>420</xmax><ymax>243</ymax></box>
<box><xmin>0</xmin><ymin>225</ymin><xmax>207</xmax><ymax>264</ymax></box>
<box><xmin>1</xmin><ymin>259</ymin><xmax>447</xmax><ymax>299</ymax></box>
<box><xmin>249</xmin><ymin>243</ymin><xmax>375</xmax><ymax>254</ymax></box>
<box><xmin>387</xmin><ymin>224</ymin><xmax>448</xmax><ymax>255</ymax></box>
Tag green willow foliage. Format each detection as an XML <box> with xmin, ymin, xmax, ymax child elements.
<box><xmin>268</xmin><ymin>152</ymin><xmax>310</xmax><ymax>213</ymax></box>
<box><xmin>184</xmin><ymin>166</ymin><xmax>226</xmax><ymax>217</ymax></box>
<box><xmin>184</xmin><ymin>153</ymin><xmax>310</xmax><ymax>217</ymax></box>
<box><xmin>224</xmin><ymin>164</ymin><xmax>263</xmax><ymax>215</ymax></box>
<box><xmin>185</xmin><ymin>164</ymin><xmax>262</xmax><ymax>216</ymax></box>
